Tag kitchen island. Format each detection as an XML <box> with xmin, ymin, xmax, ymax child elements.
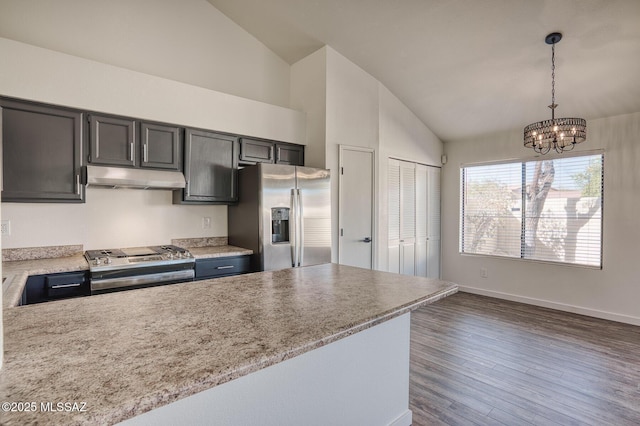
<box><xmin>0</xmin><ymin>263</ymin><xmax>457</xmax><ymax>425</ymax></box>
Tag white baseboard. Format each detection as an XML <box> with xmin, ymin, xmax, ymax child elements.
<box><xmin>458</xmin><ymin>286</ymin><xmax>640</xmax><ymax>326</ymax></box>
<box><xmin>389</xmin><ymin>409</ymin><xmax>412</xmax><ymax>426</ymax></box>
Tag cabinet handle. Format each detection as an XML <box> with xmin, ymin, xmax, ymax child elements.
<box><xmin>216</xmin><ymin>265</ymin><xmax>234</xmax><ymax>270</ymax></box>
<box><xmin>276</xmin><ymin>147</ymin><xmax>281</xmax><ymax>163</ymax></box>
<box><xmin>143</xmin><ymin>143</ymin><xmax>149</xmax><ymax>163</ymax></box>
<box><xmin>185</xmin><ymin>181</ymin><xmax>190</xmax><ymax>196</ymax></box>
<box><xmin>269</xmin><ymin>146</ymin><xmax>274</xmax><ymax>162</ymax></box>
<box><xmin>130</xmin><ymin>142</ymin><xmax>135</xmax><ymax>161</ymax></box>
<box><xmin>76</xmin><ymin>174</ymin><xmax>81</xmax><ymax>195</ymax></box>
<box><xmin>51</xmin><ymin>283</ymin><xmax>82</xmax><ymax>289</ymax></box>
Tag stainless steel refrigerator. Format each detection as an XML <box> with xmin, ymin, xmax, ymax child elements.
<box><xmin>228</xmin><ymin>163</ymin><xmax>331</xmax><ymax>271</ymax></box>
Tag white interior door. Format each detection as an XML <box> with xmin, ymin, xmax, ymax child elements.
<box><xmin>399</xmin><ymin>161</ymin><xmax>416</xmax><ymax>275</ymax></box>
<box><xmin>388</xmin><ymin>159</ymin><xmax>401</xmax><ymax>274</ymax></box>
<box><xmin>389</xmin><ymin>159</ymin><xmax>440</xmax><ymax>278</ymax></box>
<box><xmin>426</xmin><ymin>166</ymin><xmax>441</xmax><ymax>278</ymax></box>
<box><xmin>415</xmin><ymin>164</ymin><xmax>428</xmax><ymax>277</ymax></box>
<box><xmin>339</xmin><ymin>146</ymin><xmax>374</xmax><ymax>269</ymax></box>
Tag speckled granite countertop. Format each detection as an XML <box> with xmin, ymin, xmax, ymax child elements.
<box><xmin>0</xmin><ymin>263</ymin><xmax>457</xmax><ymax>425</ymax></box>
<box><xmin>1</xmin><ymin>246</ymin><xmax>252</xmax><ymax>309</ymax></box>
<box><xmin>187</xmin><ymin>245</ymin><xmax>252</xmax><ymax>259</ymax></box>
<box><xmin>2</xmin><ymin>254</ymin><xmax>90</xmax><ymax>309</ymax></box>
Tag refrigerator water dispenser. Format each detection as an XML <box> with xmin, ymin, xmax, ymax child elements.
<box><xmin>271</xmin><ymin>207</ymin><xmax>290</xmax><ymax>243</ymax></box>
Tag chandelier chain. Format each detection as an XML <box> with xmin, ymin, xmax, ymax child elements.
<box><xmin>551</xmin><ymin>42</ymin><xmax>556</xmax><ymax>117</ymax></box>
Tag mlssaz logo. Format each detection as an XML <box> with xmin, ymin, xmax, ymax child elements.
<box><xmin>40</xmin><ymin>402</ymin><xmax>88</xmax><ymax>412</ymax></box>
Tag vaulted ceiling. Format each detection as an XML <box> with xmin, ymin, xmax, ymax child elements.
<box><xmin>207</xmin><ymin>0</ymin><xmax>640</xmax><ymax>142</ymax></box>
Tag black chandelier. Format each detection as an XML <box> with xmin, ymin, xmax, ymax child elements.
<box><xmin>524</xmin><ymin>32</ymin><xmax>586</xmax><ymax>154</ymax></box>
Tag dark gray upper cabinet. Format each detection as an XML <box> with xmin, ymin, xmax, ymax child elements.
<box><xmin>140</xmin><ymin>122</ymin><xmax>181</xmax><ymax>170</ymax></box>
<box><xmin>239</xmin><ymin>137</ymin><xmax>304</xmax><ymax>166</ymax></box>
<box><xmin>239</xmin><ymin>138</ymin><xmax>274</xmax><ymax>163</ymax></box>
<box><xmin>88</xmin><ymin>114</ymin><xmax>136</xmax><ymax>167</ymax></box>
<box><xmin>174</xmin><ymin>129</ymin><xmax>238</xmax><ymax>204</ymax></box>
<box><xmin>275</xmin><ymin>143</ymin><xmax>304</xmax><ymax>166</ymax></box>
<box><xmin>1</xmin><ymin>98</ymin><xmax>84</xmax><ymax>203</ymax></box>
<box><xmin>89</xmin><ymin>115</ymin><xmax>181</xmax><ymax>171</ymax></box>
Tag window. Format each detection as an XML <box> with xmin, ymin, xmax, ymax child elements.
<box><xmin>460</xmin><ymin>153</ymin><xmax>603</xmax><ymax>268</ymax></box>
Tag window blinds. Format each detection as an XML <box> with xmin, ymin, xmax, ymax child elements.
<box><xmin>461</xmin><ymin>153</ymin><xmax>603</xmax><ymax>268</ymax></box>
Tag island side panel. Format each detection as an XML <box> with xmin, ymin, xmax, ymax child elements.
<box><xmin>119</xmin><ymin>313</ymin><xmax>413</xmax><ymax>426</ymax></box>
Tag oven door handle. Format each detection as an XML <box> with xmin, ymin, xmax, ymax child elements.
<box><xmin>90</xmin><ymin>269</ymin><xmax>195</xmax><ymax>293</ymax></box>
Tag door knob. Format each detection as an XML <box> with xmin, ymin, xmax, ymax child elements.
<box><xmin>362</xmin><ymin>237</ymin><xmax>372</xmax><ymax>243</ymax></box>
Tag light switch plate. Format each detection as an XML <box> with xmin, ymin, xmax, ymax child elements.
<box><xmin>202</xmin><ymin>217</ymin><xmax>211</xmax><ymax>229</ymax></box>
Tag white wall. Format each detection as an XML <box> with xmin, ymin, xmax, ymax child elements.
<box><xmin>290</xmin><ymin>47</ymin><xmax>327</xmax><ymax>169</ymax></box>
<box><xmin>0</xmin><ymin>0</ymin><xmax>290</xmax><ymax>108</ymax></box>
<box><xmin>325</xmin><ymin>48</ymin><xmax>381</xmax><ymax>264</ymax></box>
<box><xmin>0</xmin><ymin>38</ymin><xmax>305</xmax><ymax>249</ymax></box>
<box><xmin>441</xmin><ymin>112</ymin><xmax>640</xmax><ymax>325</ymax></box>
<box><xmin>290</xmin><ymin>47</ymin><xmax>443</xmax><ymax>268</ymax></box>
<box><xmin>2</xmin><ymin>190</ymin><xmax>227</xmax><ymax>250</ymax></box>
<box><xmin>377</xmin><ymin>85</ymin><xmax>443</xmax><ymax>271</ymax></box>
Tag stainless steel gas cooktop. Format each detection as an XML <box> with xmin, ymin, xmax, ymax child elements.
<box><xmin>84</xmin><ymin>245</ymin><xmax>195</xmax><ymax>293</ymax></box>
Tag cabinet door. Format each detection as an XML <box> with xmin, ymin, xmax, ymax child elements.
<box><xmin>239</xmin><ymin>138</ymin><xmax>274</xmax><ymax>163</ymax></box>
<box><xmin>275</xmin><ymin>143</ymin><xmax>304</xmax><ymax>166</ymax></box>
<box><xmin>179</xmin><ymin>129</ymin><xmax>238</xmax><ymax>203</ymax></box>
<box><xmin>1</xmin><ymin>99</ymin><xmax>84</xmax><ymax>202</ymax></box>
<box><xmin>23</xmin><ymin>271</ymin><xmax>89</xmax><ymax>305</ymax></box>
<box><xmin>89</xmin><ymin>114</ymin><xmax>136</xmax><ymax>167</ymax></box>
<box><xmin>194</xmin><ymin>256</ymin><xmax>251</xmax><ymax>279</ymax></box>
<box><xmin>140</xmin><ymin>122</ymin><xmax>181</xmax><ymax>170</ymax></box>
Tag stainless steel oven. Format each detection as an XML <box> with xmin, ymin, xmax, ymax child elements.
<box><xmin>85</xmin><ymin>245</ymin><xmax>195</xmax><ymax>293</ymax></box>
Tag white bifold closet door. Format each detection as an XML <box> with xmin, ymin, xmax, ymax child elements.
<box><xmin>388</xmin><ymin>159</ymin><xmax>440</xmax><ymax>278</ymax></box>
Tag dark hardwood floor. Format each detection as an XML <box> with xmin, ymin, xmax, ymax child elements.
<box><xmin>409</xmin><ymin>292</ymin><xmax>640</xmax><ymax>426</ymax></box>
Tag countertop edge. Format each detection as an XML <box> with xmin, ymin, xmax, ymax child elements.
<box><xmin>105</xmin><ymin>284</ymin><xmax>459</xmax><ymax>424</ymax></box>
<box><xmin>188</xmin><ymin>246</ymin><xmax>253</xmax><ymax>259</ymax></box>
<box><xmin>2</xmin><ymin>272</ymin><xmax>29</xmax><ymax>310</ymax></box>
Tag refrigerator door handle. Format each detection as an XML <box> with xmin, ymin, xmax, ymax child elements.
<box><xmin>290</xmin><ymin>188</ymin><xmax>298</xmax><ymax>267</ymax></box>
<box><xmin>297</xmin><ymin>189</ymin><xmax>304</xmax><ymax>266</ymax></box>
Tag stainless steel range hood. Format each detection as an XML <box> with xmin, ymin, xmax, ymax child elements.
<box><xmin>86</xmin><ymin>165</ymin><xmax>186</xmax><ymax>189</ymax></box>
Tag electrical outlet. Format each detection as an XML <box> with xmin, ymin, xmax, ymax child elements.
<box><xmin>202</xmin><ymin>217</ymin><xmax>211</xmax><ymax>230</ymax></box>
<box><xmin>480</xmin><ymin>267</ymin><xmax>488</xmax><ymax>278</ymax></box>
<box><xmin>1</xmin><ymin>220</ymin><xmax>11</xmax><ymax>236</ymax></box>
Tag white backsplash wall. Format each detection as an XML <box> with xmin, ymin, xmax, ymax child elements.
<box><xmin>2</xmin><ymin>188</ymin><xmax>227</xmax><ymax>250</ymax></box>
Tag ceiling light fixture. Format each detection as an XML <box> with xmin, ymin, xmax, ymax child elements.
<box><xmin>524</xmin><ymin>32</ymin><xmax>586</xmax><ymax>154</ymax></box>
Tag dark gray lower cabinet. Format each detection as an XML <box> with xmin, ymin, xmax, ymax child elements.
<box><xmin>174</xmin><ymin>129</ymin><xmax>238</xmax><ymax>204</ymax></box>
<box><xmin>195</xmin><ymin>256</ymin><xmax>251</xmax><ymax>280</ymax></box>
<box><xmin>1</xmin><ymin>98</ymin><xmax>84</xmax><ymax>202</ymax></box>
<box><xmin>21</xmin><ymin>271</ymin><xmax>90</xmax><ymax>305</ymax></box>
